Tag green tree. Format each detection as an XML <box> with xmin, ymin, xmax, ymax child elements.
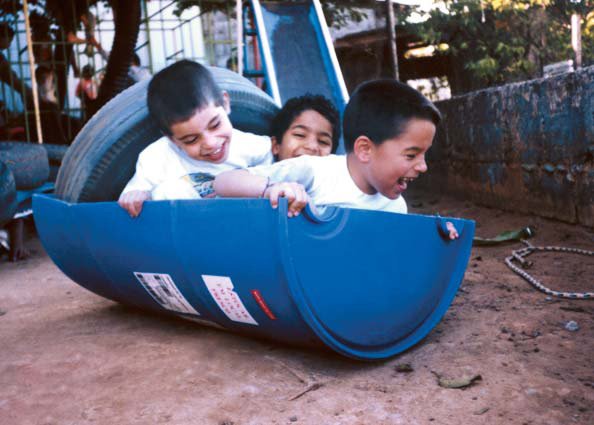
<box><xmin>404</xmin><ymin>0</ymin><xmax>594</xmax><ymax>94</ymax></box>
<box><xmin>170</xmin><ymin>0</ymin><xmax>376</xmax><ymax>27</ymax></box>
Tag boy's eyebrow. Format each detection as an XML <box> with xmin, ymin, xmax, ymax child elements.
<box><xmin>291</xmin><ymin>124</ymin><xmax>332</xmax><ymax>138</ymax></box>
<box><xmin>403</xmin><ymin>146</ymin><xmax>423</xmax><ymax>153</ymax></box>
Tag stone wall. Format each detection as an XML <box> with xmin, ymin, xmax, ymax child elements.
<box><xmin>421</xmin><ymin>66</ymin><xmax>594</xmax><ymax>226</ymax></box>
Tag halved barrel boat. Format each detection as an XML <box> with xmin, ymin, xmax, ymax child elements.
<box><xmin>34</xmin><ymin>195</ymin><xmax>474</xmax><ymax>361</ymax></box>
<box><xmin>33</xmin><ymin>67</ymin><xmax>475</xmax><ymax>361</ymax></box>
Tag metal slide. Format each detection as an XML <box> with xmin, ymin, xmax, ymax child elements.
<box><xmin>246</xmin><ymin>0</ymin><xmax>349</xmax><ymax>110</ymax></box>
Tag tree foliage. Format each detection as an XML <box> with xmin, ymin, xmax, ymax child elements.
<box><xmin>170</xmin><ymin>0</ymin><xmax>377</xmax><ymax>28</ymax></box>
<box><xmin>403</xmin><ymin>0</ymin><xmax>594</xmax><ymax>94</ymax></box>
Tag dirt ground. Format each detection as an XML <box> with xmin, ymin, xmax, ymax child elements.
<box><xmin>1</xmin><ymin>192</ymin><xmax>593</xmax><ymax>425</ymax></box>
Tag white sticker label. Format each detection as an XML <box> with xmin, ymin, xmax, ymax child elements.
<box><xmin>134</xmin><ymin>272</ymin><xmax>200</xmax><ymax>316</ymax></box>
<box><xmin>202</xmin><ymin>275</ymin><xmax>258</xmax><ymax>326</ymax></box>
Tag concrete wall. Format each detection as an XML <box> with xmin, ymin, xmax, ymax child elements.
<box><xmin>422</xmin><ymin>66</ymin><xmax>594</xmax><ymax>227</ymax></box>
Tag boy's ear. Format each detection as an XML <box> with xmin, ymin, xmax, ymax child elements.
<box><xmin>270</xmin><ymin>136</ymin><xmax>280</xmax><ymax>156</ymax></box>
<box><xmin>353</xmin><ymin>136</ymin><xmax>374</xmax><ymax>163</ymax></box>
<box><xmin>222</xmin><ymin>91</ymin><xmax>231</xmax><ymax>114</ymax></box>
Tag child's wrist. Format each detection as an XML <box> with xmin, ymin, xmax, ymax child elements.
<box><xmin>260</xmin><ymin>177</ymin><xmax>274</xmax><ymax>198</ymax></box>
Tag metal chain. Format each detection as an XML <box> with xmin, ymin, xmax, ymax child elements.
<box><xmin>505</xmin><ymin>240</ymin><xmax>594</xmax><ymax>299</ymax></box>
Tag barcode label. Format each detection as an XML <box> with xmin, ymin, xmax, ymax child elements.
<box><xmin>134</xmin><ymin>272</ymin><xmax>200</xmax><ymax>315</ymax></box>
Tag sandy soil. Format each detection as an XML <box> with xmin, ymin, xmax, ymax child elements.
<box><xmin>1</xmin><ymin>193</ymin><xmax>593</xmax><ymax>425</ymax></box>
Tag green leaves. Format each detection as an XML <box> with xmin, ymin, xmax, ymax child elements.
<box><xmin>402</xmin><ymin>0</ymin><xmax>594</xmax><ymax>94</ymax></box>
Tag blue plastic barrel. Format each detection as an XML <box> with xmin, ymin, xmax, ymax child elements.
<box><xmin>33</xmin><ymin>194</ymin><xmax>474</xmax><ymax>360</ymax></box>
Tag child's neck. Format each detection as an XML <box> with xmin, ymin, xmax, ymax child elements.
<box><xmin>346</xmin><ymin>153</ymin><xmax>376</xmax><ymax>195</ymax></box>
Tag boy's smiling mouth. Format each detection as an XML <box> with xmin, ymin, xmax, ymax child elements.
<box><xmin>396</xmin><ymin>176</ymin><xmax>415</xmax><ymax>192</ymax></box>
<box><xmin>202</xmin><ymin>141</ymin><xmax>228</xmax><ymax>162</ymax></box>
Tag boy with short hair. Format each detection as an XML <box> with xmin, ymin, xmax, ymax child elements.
<box><xmin>270</xmin><ymin>94</ymin><xmax>340</xmax><ymax>161</ymax></box>
<box><xmin>213</xmin><ymin>79</ymin><xmax>458</xmax><ymax>239</ymax></box>
<box><xmin>118</xmin><ymin>60</ymin><xmax>273</xmax><ymax>217</ymax></box>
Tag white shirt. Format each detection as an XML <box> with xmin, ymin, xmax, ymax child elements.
<box><xmin>122</xmin><ymin>128</ymin><xmax>272</xmax><ymax>199</ymax></box>
<box><xmin>249</xmin><ymin>154</ymin><xmax>407</xmax><ymax>214</ymax></box>
<box><xmin>128</xmin><ymin>65</ymin><xmax>152</xmax><ymax>83</ymax></box>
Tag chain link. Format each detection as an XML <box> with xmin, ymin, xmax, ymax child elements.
<box><xmin>505</xmin><ymin>240</ymin><xmax>594</xmax><ymax>299</ymax></box>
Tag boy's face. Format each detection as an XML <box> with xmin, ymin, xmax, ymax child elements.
<box><xmin>272</xmin><ymin>110</ymin><xmax>333</xmax><ymax>161</ymax></box>
<box><xmin>356</xmin><ymin>118</ymin><xmax>435</xmax><ymax>199</ymax></box>
<box><xmin>169</xmin><ymin>93</ymin><xmax>233</xmax><ymax>163</ymax></box>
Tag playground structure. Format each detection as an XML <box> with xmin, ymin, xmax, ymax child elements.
<box><xmin>242</xmin><ymin>0</ymin><xmax>348</xmax><ymax>110</ymax></box>
<box><xmin>0</xmin><ymin>0</ymin><xmax>239</xmax><ymax>144</ymax></box>
<box><xmin>0</xmin><ymin>0</ymin><xmax>351</xmax><ymax>146</ymax></box>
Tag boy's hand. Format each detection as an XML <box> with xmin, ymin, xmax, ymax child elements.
<box><xmin>446</xmin><ymin>221</ymin><xmax>459</xmax><ymax>240</ymax></box>
<box><xmin>118</xmin><ymin>190</ymin><xmax>151</xmax><ymax>218</ymax></box>
<box><xmin>264</xmin><ymin>182</ymin><xmax>308</xmax><ymax>217</ymax></box>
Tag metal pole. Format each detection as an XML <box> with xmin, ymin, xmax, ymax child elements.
<box><xmin>385</xmin><ymin>0</ymin><xmax>399</xmax><ymax>80</ymax></box>
<box><xmin>236</xmin><ymin>0</ymin><xmax>243</xmax><ymax>75</ymax></box>
<box><xmin>23</xmin><ymin>0</ymin><xmax>43</xmax><ymax>144</ymax></box>
<box><xmin>142</xmin><ymin>0</ymin><xmax>155</xmax><ymax>73</ymax></box>
<box><xmin>571</xmin><ymin>13</ymin><xmax>582</xmax><ymax>69</ymax></box>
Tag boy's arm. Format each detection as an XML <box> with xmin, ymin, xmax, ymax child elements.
<box><xmin>118</xmin><ymin>163</ymin><xmax>152</xmax><ymax>217</ymax></box>
<box><xmin>214</xmin><ymin>169</ymin><xmax>308</xmax><ymax>217</ymax></box>
<box><xmin>118</xmin><ymin>147</ymin><xmax>163</xmax><ymax>217</ymax></box>
<box><xmin>118</xmin><ymin>190</ymin><xmax>151</xmax><ymax>218</ymax></box>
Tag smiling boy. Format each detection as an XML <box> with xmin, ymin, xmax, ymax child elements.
<box><xmin>213</xmin><ymin>79</ymin><xmax>458</xmax><ymax>239</ymax></box>
<box><xmin>118</xmin><ymin>60</ymin><xmax>272</xmax><ymax>217</ymax></box>
<box><xmin>269</xmin><ymin>94</ymin><xmax>340</xmax><ymax>161</ymax></box>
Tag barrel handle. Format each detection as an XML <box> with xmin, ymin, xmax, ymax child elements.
<box><xmin>302</xmin><ymin>203</ymin><xmax>340</xmax><ymax>224</ymax></box>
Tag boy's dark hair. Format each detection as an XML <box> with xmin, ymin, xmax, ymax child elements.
<box><xmin>81</xmin><ymin>64</ymin><xmax>94</xmax><ymax>79</ymax></box>
<box><xmin>270</xmin><ymin>94</ymin><xmax>340</xmax><ymax>153</ymax></box>
<box><xmin>35</xmin><ymin>65</ymin><xmax>52</xmax><ymax>84</ymax></box>
<box><xmin>343</xmin><ymin>79</ymin><xmax>441</xmax><ymax>153</ymax></box>
<box><xmin>132</xmin><ymin>53</ymin><xmax>141</xmax><ymax>67</ymax></box>
<box><xmin>147</xmin><ymin>60</ymin><xmax>224</xmax><ymax>136</ymax></box>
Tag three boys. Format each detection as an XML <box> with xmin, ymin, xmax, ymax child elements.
<box><xmin>119</xmin><ymin>60</ymin><xmax>457</xmax><ymax>238</ymax></box>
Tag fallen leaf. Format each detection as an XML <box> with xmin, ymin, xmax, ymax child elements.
<box><xmin>394</xmin><ymin>363</ymin><xmax>414</xmax><ymax>373</ymax></box>
<box><xmin>432</xmin><ymin>371</ymin><xmax>482</xmax><ymax>389</ymax></box>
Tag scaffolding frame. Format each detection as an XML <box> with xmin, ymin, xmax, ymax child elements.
<box><xmin>0</xmin><ymin>0</ymin><xmax>241</xmax><ymax>145</ymax></box>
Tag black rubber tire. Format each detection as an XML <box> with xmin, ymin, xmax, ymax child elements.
<box><xmin>42</xmin><ymin>144</ymin><xmax>70</xmax><ymax>165</ymax></box>
<box><xmin>0</xmin><ymin>161</ymin><xmax>17</xmax><ymax>227</ymax></box>
<box><xmin>0</xmin><ymin>142</ymin><xmax>49</xmax><ymax>190</ymax></box>
<box><xmin>42</xmin><ymin>144</ymin><xmax>69</xmax><ymax>183</ymax></box>
<box><xmin>56</xmin><ymin>67</ymin><xmax>279</xmax><ymax>203</ymax></box>
<box><xmin>48</xmin><ymin>164</ymin><xmax>61</xmax><ymax>183</ymax></box>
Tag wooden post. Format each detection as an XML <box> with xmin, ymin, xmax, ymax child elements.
<box><xmin>571</xmin><ymin>13</ymin><xmax>582</xmax><ymax>69</ymax></box>
<box><xmin>23</xmin><ymin>0</ymin><xmax>43</xmax><ymax>144</ymax></box>
<box><xmin>385</xmin><ymin>0</ymin><xmax>399</xmax><ymax>80</ymax></box>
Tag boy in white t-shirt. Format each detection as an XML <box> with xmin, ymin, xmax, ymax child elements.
<box><xmin>118</xmin><ymin>60</ymin><xmax>272</xmax><ymax>217</ymax></box>
<box><xmin>213</xmin><ymin>79</ymin><xmax>458</xmax><ymax>239</ymax></box>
